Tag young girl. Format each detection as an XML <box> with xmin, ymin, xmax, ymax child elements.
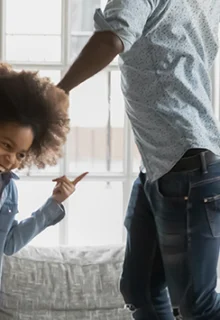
<box><xmin>0</xmin><ymin>63</ymin><xmax>87</xmax><ymax>283</ymax></box>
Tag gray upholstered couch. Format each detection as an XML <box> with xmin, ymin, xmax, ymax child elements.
<box><xmin>0</xmin><ymin>245</ymin><xmax>128</xmax><ymax>320</ymax></box>
<box><xmin>1</xmin><ymin>245</ymin><xmax>220</xmax><ymax>320</ymax></box>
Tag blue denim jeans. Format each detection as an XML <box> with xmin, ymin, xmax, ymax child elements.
<box><xmin>120</xmin><ymin>161</ymin><xmax>220</xmax><ymax>320</ymax></box>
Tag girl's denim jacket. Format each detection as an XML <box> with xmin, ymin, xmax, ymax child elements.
<box><xmin>0</xmin><ymin>172</ymin><xmax>65</xmax><ymax>279</ymax></box>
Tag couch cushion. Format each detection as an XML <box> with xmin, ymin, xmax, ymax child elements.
<box><xmin>0</xmin><ymin>245</ymin><xmax>128</xmax><ymax>320</ymax></box>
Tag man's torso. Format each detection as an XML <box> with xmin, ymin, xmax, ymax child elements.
<box><xmin>119</xmin><ymin>0</ymin><xmax>220</xmax><ymax>181</ymax></box>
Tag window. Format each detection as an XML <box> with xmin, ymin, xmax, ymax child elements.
<box><xmin>67</xmin><ymin>71</ymin><xmax>125</xmax><ymax>173</ymax></box>
<box><xmin>2</xmin><ymin>1</ymin><xmax>218</xmax><ymax>249</ymax></box>
<box><xmin>0</xmin><ymin>0</ymin><xmax>141</xmax><ymax>247</ymax></box>
<box><xmin>5</xmin><ymin>0</ymin><xmax>62</xmax><ymax>62</ymax></box>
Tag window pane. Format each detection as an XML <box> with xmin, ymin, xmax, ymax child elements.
<box><xmin>67</xmin><ymin>71</ymin><xmax>125</xmax><ymax>173</ymax></box>
<box><xmin>132</xmin><ymin>136</ymin><xmax>141</xmax><ymax>173</ymax></box>
<box><xmin>16</xmin><ymin>69</ymin><xmax>60</xmax><ymax>84</ymax></box>
<box><xmin>6</xmin><ymin>36</ymin><xmax>61</xmax><ymax>62</ymax></box>
<box><xmin>15</xmin><ymin>181</ymin><xmax>59</xmax><ymax>246</ymax></box>
<box><xmin>70</xmin><ymin>36</ymin><xmax>89</xmax><ymax>61</ymax></box>
<box><xmin>6</xmin><ymin>0</ymin><xmax>61</xmax><ymax>35</ymax></box>
<box><xmin>110</xmin><ymin>71</ymin><xmax>124</xmax><ymax>172</ymax></box>
<box><xmin>14</xmin><ymin>168</ymin><xmax>29</xmax><ymax>177</ymax></box>
<box><xmin>6</xmin><ymin>36</ymin><xmax>60</xmax><ymax>62</ymax></box>
<box><xmin>67</xmin><ymin>72</ymin><xmax>108</xmax><ymax>172</ymax></box>
<box><xmin>69</xmin><ymin>2</ymin><xmax>119</xmax><ymax>64</ymax></box>
<box><xmin>15</xmin><ymin>165</ymin><xmax>61</xmax><ymax>177</ymax></box>
<box><xmin>68</xmin><ymin>181</ymin><xmax>123</xmax><ymax>246</ymax></box>
<box><xmin>71</xmin><ymin>0</ymin><xmax>101</xmax><ymax>32</ymax></box>
<box><xmin>38</xmin><ymin>70</ymin><xmax>61</xmax><ymax>84</ymax></box>
<box><xmin>28</xmin><ymin>164</ymin><xmax>61</xmax><ymax>176</ymax></box>
<box><xmin>13</xmin><ymin>69</ymin><xmax>61</xmax><ymax>84</ymax></box>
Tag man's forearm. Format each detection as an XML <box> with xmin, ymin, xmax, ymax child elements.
<box><xmin>58</xmin><ymin>31</ymin><xmax>124</xmax><ymax>93</ymax></box>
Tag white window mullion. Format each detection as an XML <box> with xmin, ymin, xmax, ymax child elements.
<box><xmin>107</xmin><ymin>71</ymin><xmax>112</xmax><ymax>171</ymax></box>
<box><xmin>59</xmin><ymin>0</ymin><xmax>71</xmax><ymax>246</ymax></box>
<box><xmin>10</xmin><ymin>63</ymin><xmax>64</xmax><ymax>69</ymax></box>
<box><xmin>122</xmin><ymin>114</ymin><xmax>134</xmax><ymax>242</ymax></box>
<box><xmin>61</xmin><ymin>0</ymin><xmax>70</xmax><ymax>68</ymax></box>
<box><xmin>71</xmin><ymin>31</ymin><xmax>92</xmax><ymax>37</ymax></box>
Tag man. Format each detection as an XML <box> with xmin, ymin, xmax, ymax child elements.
<box><xmin>58</xmin><ymin>1</ymin><xmax>220</xmax><ymax>319</ymax></box>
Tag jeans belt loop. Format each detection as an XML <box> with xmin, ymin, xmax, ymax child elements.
<box><xmin>200</xmin><ymin>151</ymin><xmax>208</xmax><ymax>174</ymax></box>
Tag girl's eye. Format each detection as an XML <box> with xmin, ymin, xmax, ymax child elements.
<box><xmin>2</xmin><ymin>142</ymin><xmax>11</xmax><ymax>149</ymax></box>
<box><xmin>17</xmin><ymin>153</ymin><xmax>26</xmax><ymax>160</ymax></box>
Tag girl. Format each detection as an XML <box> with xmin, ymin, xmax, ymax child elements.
<box><xmin>0</xmin><ymin>63</ymin><xmax>87</xmax><ymax>283</ymax></box>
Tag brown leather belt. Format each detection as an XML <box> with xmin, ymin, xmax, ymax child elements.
<box><xmin>171</xmin><ymin>150</ymin><xmax>220</xmax><ymax>172</ymax></box>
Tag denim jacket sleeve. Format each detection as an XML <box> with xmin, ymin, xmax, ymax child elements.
<box><xmin>4</xmin><ymin>194</ymin><xmax>65</xmax><ymax>256</ymax></box>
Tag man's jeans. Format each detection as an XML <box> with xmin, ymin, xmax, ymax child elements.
<box><xmin>120</xmin><ymin>162</ymin><xmax>220</xmax><ymax>319</ymax></box>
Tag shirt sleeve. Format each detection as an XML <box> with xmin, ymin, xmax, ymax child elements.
<box><xmin>94</xmin><ymin>0</ymin><xmax>153</xmax><ymax>52</ymax></box>
<box><xmin>4</xmin><ymin>197</ymin><xmax>65</xmax><ymax>256</ymax></box>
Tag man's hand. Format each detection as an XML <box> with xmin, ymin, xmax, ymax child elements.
<box><xmin>52</xmin><ymin>172</ymin><xmax>89</xmax><ymax>204</ymax></box>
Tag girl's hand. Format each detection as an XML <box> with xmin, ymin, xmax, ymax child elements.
<box><xmin>52</xmin><ymin>172</ymin><xmax>88</xmax><ymax>204</ymax></box>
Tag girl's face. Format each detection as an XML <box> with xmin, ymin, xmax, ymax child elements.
<box><xmin>0</xmin><ymin>122</ymin><xmax>34</xmax><ymax>172</ymax></box>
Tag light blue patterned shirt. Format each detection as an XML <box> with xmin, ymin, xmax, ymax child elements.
<box><xmin>94</xmin><ymin>0</ymin><xmax>220</xmax><ymax>181</ymax></box>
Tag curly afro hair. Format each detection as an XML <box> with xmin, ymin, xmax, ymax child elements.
<box><xmin>0</xmin><ymin>63</ymin><xmax>70</xmax><ymax>169</ymax></box>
